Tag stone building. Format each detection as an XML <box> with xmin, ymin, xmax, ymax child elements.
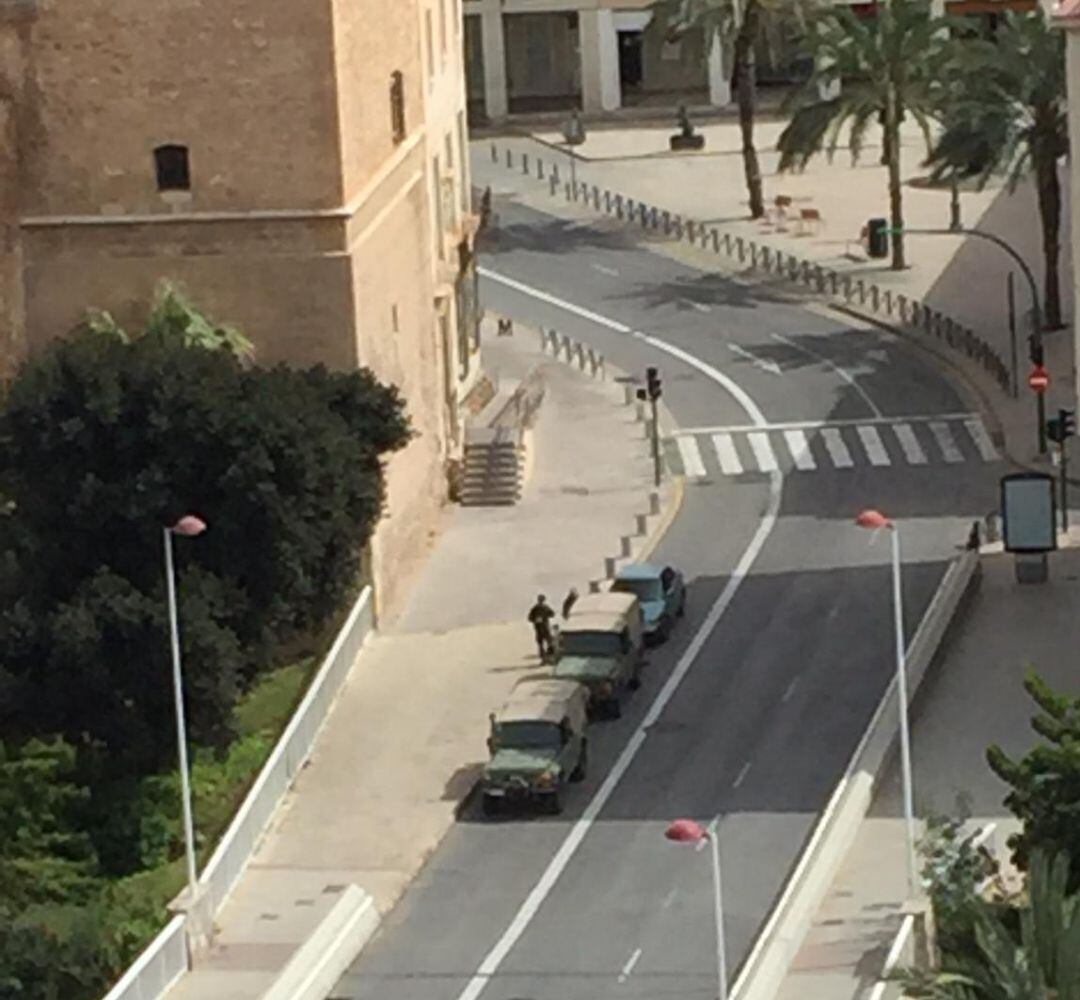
<box><xmin>0</xmin><ymin>0</ymin><xmax>479</xmax><ymax>618</ymax></box>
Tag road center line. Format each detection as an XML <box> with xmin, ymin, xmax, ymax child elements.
<box><xmin>661</xmin><ymin>888</ymin><xmax>678</xmax><ymax>909</ymax></box>
<box><xmin>782</xmin><ymin>678</ymin><xmax>800</xmax><ymax>702</ymax></box>
<box><xmin>592</xmin><ymin>263</ymin><xmax>620</xmax><ymax>277</ymax></box>
<box><xmin>771</xmin><ymin>332</ymin><xmax>883</xmax><ymax>418</ymax></box>
<box><xmin>618</xmin><ymin>947</ymin><xmax>643</xmax><ymax>983</ymax></box>
<box><xmin>733</xmin><ymin>762</ymin><xmax>753</xmax><ymax>788</ymax></box>
<box><xmin>456</xmin><ymin>270</ymin><xmax>784</xmax><ymax>1000</ymax></box>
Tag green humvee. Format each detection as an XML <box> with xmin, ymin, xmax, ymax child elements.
<box><xmin>553</xmin><ymin>591</ymin><xmax>646</xmax><ymax>719</ymax></box>
<box><xmin>481</xmin><ymin>677</ymin><xmax>589</xmax><ymax>816</ymax></box>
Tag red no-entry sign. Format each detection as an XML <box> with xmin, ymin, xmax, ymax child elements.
<box><xmin>1029</xmin><ymin>366</ymin><xmax>1050</xmax><ymax>393</ymax></box>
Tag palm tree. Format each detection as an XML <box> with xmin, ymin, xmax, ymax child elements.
<box><xmin>898</xmin><ymin>850</ymin><xmax>1080</xmax><ymax>1000</ymax></box>
<box><xmin>655</xmin><ymin>0</ymin><xmax>820</xmax><ymax>220</ymax></box>
<box><xmin>775</xmin><ymin>0</ymin><xmax>950</xmax><ymax>270</ymax></box>
<box><xmin>924</xmin><ymin>11</ymin><xmax>1068</xmax><ymax>330</ymax></box>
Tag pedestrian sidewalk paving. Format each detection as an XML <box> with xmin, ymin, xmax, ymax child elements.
<box><xmin>665</xmin><ymin>413</ymin><xmax>1000</xmax><ymax>480</ymax></box>
<box><xmin>776</xmin><ymin>544</ymin><xmax>1080</xmax><ymax>1000</ymax></box>
<box><xmin>165</xmin><ymin>320</ymin><xmax>677</xmax><ymax>999</ymax></box>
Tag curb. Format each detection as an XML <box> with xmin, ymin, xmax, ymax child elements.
<box><xmin>639</xmin><ymin>475</ymin><xmax>686</xmax><ymax>561</ymax></box>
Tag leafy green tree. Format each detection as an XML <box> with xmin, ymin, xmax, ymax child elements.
<box><xmin>988</xmin><ymin>671</ymin><xmax>1080</xmax><ymax>887</ymax></box>
<box><xmin>898</xmin><ymin>850</ymin><xmax>1080</xmax><ymax>1000</ymax></box>
<box><xmin>776</xmin><ymin>0</ymin><xmax>949</xmax><ymax>269</ymax></box>
<box><xmin>0</xmin><ymin>739</ymin><xmax>101</xmax><ymax>909</ymax></box>
<box><xmin>924</xmin><ymin>10</ymin><xmax>1068</xmax><ymax>329</ymax></box>
<box><xmin>655</xmin><ymin>0</ymin><xmax>820</xmax><ymax>219</ymax></box>
<box><xmin>0</xmin><ymin>303</ymin><xmax>411</xmax><ymax>774</ymax></box>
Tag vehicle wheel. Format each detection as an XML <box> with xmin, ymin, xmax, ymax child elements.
<box><xmin>677</xmin><ymin>592</ymin><xmax>687</xmax><ymax>618</ymax></box>
<box><xmin>608</xmin><ymin>697</ymin><xmax>623</xmax><ymax>720</ymax></box>
<box><xmin>628</xmin><ymin>672</ymin><xmax>641</xmax><ymax>691</ymax></box>
<box><xmin>482</xmin><ymin>794</ymin><xmax>501</xmax><ymax>818</ymax></box>
<box><xmin>542</xmin><ymin>790</ymin><xmax>563</xmax><ymax>815</ymax></box>
<box><xmin>571</xmin><ymin>740</ymin><xmax>588</xmax><ymax>782</ymax></box>
<box><xmin>660</xmin><ymin>616</ymin><xmax>673</xmax><ymax>642</ymax></box>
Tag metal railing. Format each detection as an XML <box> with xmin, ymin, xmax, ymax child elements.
<box><xmin>100</xmin><ymin>915</ymin><xmax>188</xmax><ymax>1000</ymax></box>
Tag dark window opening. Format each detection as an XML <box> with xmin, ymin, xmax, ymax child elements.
<box><xmin>390</xmin><ymin>71</ymin><xmax>406</xmax><ymax>144</ymax></box>
<box><xmin>154</xmin><ymin>144</ymin><xmax>190</xmax><ymax>192</ymax></box>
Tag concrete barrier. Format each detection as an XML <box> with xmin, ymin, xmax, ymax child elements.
<box><xmin>259</xmin><ymin>886</ymin><xmax>379</xmax><ymax>1000</ymax></box>
<box><xmin>731</xmin><ymin>549</ymin><xmax>980</xmax><ymax>1000</ymax></box>
<box><xmin>100</xmin><ymin>915</ymin><xmax>188</xmax><ymax>1000</ymax></box>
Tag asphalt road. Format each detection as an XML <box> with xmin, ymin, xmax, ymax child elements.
<box><xmin>333</xmin><ymin>200</ymin><xmax>1003</xmax><ymax>1000</ymax></box>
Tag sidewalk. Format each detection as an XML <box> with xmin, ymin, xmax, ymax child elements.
<box><xmin>166</xmin><ymin>321</ymin><xmax>678</xmax><ymax>998</ymax></box>
<box><xmin>777</xmin><ymin>540</ymin><xmax>1080</xmax><ymax>1000</ymax></box>
<box><xmin>472</xmin><ymin>118</ymin><xmax>1076</xmax><ymax>473</ymax></box>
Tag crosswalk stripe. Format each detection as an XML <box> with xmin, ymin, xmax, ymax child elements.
<box><xmin>712</xmin><ymin>433</ymin><xmax>743</xmax><ymax>475</ymax></box>
<box><xmin>892</xmin><ymin>423</ymin><xmax>927</xmax><ymax>465</ymax></box>
<box><xmin>821</xmin><ymin>428</ymin><xmax>854</xmax><ymax>468</ymax></box>
<box><xmin>748</xmin><ymin>432</ymin><xmax>778</xmax><ymax>472</ymax></box>
<box><xmin>963</xmin><ymin>418</ymin><xmax>998</xmax><ymax>461</ymax></box>
<box><xmin>677</xmin><ymin>435</ymin><xmax>707</xmax><ymax>477</ymax></box>
<box><xmin>929</xmin><ymin>421</ymin><xmax>963</xmax><ymax>463</ymax></box>
<box><xmin>783</xmin><ymin>429</ymin><xmax>816</xmax><ymax>471</ymax></box>
<box><xmin>856</xmin><ymin>425</ymin><xmax>890</xmax><ymax>466</ymax></box>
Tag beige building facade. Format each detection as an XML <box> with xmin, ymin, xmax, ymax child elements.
<box><xmin>0</xmin><ymin>0</ymin><xmax>478</xmax><ymax>617</ymax></box>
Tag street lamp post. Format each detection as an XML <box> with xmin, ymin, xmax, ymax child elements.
<box><xmin>164</xmin><ymin>513</ymin><xmax>208</xmax><ymax>899</ymax></box>
<box><xmin>889</xmin><ymin>226</ymin><xmax>1046</xmax><ymax>454</ymax></box>
<box><xmin>856</xmin><ymin>509</ymin><xmax>919</xmax><ymax>899</ymax></box>
<box><xmin>666</xmin><ymin>818</ymin><xmax>727</xmax><ymax>1000</ymax></box>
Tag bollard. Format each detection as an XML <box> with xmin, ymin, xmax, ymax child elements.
<box><xmin>620</xmin><ymin>535</ymin><xmax>633</xmax><ymax>559</ymax></box>
<box><xmin>762</xmin><ymin>247</ymin><xmax>772</xmax><ymax>271</ymax></box>
<box><xmin>604</xmin><ymin>557</ymin><xmax>617</xmax><ymax>580</ymax></box>
<box><xmin>662</xmin><ymin>210</ymin><xmax>671</xmax><ymax>234</ymax></box>
<box><xmin>552</xmin><ymin>164</ymin><xmax>560</xmax><ymax>184</ymax></box>
<box><xmin>723</xmin><ymin>232</ymin><xmax>733</xmax><ymax>254</ymax></box>
<box><xmin>636</xmin><ymin>513</ymin><xmax>648</xmax><ymax>536</ymax></box>
<box><xmin>560</xmin><ymin>334</ymin><xmax>573</xmax><ymax>359</ymax></box>
<box><xmin>623</xmin><ymin>384</ymin><xmax>635</xmax><ymax>405</ymax></box>
<box><xmin>537</xmin><ymin>158</ymin><xmax>544</xmax><ymax>179</ymax></box>
<box><xmin>627</xmin><ymin>198</ymin><xmax>635</xmax><ymax>218</ymax></box>
<box><xmin>506</xmin><ymin>149</ymin><xmax>512</xmax><ymax>168</ymax></box>
<box><xmin>635</xmin><ymin>401</ymin><xmax>646</xmax><ymax>422</ymax></box>
<box><xmin>589</xmin><ymin>579</ymin><xmax>602</xmax><ymax>594</ymax></box>
<box><xmin>604</xmin><ymin>190</ymin><xmax>612</xmax><ymax>212</ymax></box>
<box><xmin>522</xmin><ymin>153</ymin><xmax>530</xmax><ymax>174</ymax></box>
<box><xmin>490</xmin><ymin>143</ymin><xmax>498</xmax><ymax>162</ymax></box>
<box><xmin>593</xmin><ymin>186</ymin><xmax>601</xmax><ymax>210</ymax></box>
<box><xmin>649</xmin><ymin>491</ymin><xmax>661</xmax><ymax>516</ymax></box>
<box><xmin>883</xmin><ymin>289</ymin><xmax>893</xmax><ymax>314</ymax></box>
<box><xmin>565</xmin><ymin>182</ymin><xmax>572</xmax><ymax>201</ymax></box>
<box><xmin>736</xmin><ymin>236</ymin><xmax>745</xmax><ymax>262</ymax></box>
<box><xmin>549</xmin><ymin>175</ymin><xmax>558</xmax><ymax>196</ymax></box>
<box><xmin>687</xmin><ymin>220</ymin><xmax>696</xmax><ymax>243</ymax></box>
<box><xmin>539</xmin><ymin>328</ymin><xmax>549</xmax><ymax>352</ymax></box>
<box><xmin>712</xmin><ymin>230</ymin><xmax>720</xmax><ymax>252</ymax></box>
<box><xmin>643</xmin><ymin>418</ymin><xmax>655</xmax><ymax>441</ymax></box>
<box><xmin>615</xmin><ymin>194</ymin><xmax>624</xmax><ymax>219</ymax></box>
<box><xmin>576</xmin><ymin>342</ymin><xmax>586</xmax><ymax>369</ymax></box>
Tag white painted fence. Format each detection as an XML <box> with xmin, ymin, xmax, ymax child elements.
<box><xmin>101</xmin><ymin>584</ymin><xmax>374</xmax><ymax>1000</ymax></box>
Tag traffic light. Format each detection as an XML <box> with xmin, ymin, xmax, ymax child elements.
<box><xmin>1063</xmin><ymin>408</ymin><xmax>1076</xmax><ymax>439</ymax></box>
<box><xmin>646</xmin><ymin>366</ymin><xmax>662</xmax><ymax>401</ymax></box>
<box><xmin>1047</xmin><ymin>409</ymin><xmax>1076</xmax><ymax>444</ymax></box>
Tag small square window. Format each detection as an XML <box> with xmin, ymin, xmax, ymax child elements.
<box><xmin>154</xmin><ymin>144</ymin><xmax>190</xmax><ymax>191</ymax></box>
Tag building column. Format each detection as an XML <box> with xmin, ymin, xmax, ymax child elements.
<box><xmin>580</xmin><ymin>8</ymin><xmax>621</xmax><ymax>112</ymax></box>
<box><xmin>481</xmin><ymin>5</ymin><xmax>508</xmax><ymax>120</ymax></box>
<box><xmin>707</xmin><ymin>30</ymin><xmax>731</xmax><ymax>106</ymax></box>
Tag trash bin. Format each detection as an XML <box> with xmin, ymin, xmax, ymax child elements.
<box><xmin>867</xmin><ymin>218</ymin><xmax>889</xmax><ymax>259</ymax></box>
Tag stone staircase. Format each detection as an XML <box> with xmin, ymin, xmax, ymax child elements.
<box><xmin>460</xmin><ymin>426</ymin><xmax>524</xmax><ymax>507</ymax></box>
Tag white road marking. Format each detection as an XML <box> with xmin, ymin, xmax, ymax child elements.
<box><xmin>748</xmin><ymin>432</ymin><xmax>778</xmax><ymax>472</ymax></box>
<box><xmin>821</xmin><ymin>428</ymin><xmax>854</xmax><ymax>468</ymax></box>
<box><xmin>733</xmin><ymin>762</ymin><xmax>753</xmax><ymax>788</ymax></box>
<box><xmin>892</xmin><ymin>423</ymin><xmax>928</xmax><ymax>465</ymax></box>
<box><xmin>930</xmin><ymin>421</ymin><xmax>963</xmax><ymax>463</ymax></box>
<box><xmin>673</xmin><ymin>413</ymin><xmax>979</xmax><ymax>435</ymax></box>
<box><xmin>771</xmin><ymin>332</ymin><xmax>883</xmax><ymax>417</ymax></box>
<box><xmin>856</xmin><ymin>425</ymin><xmax>890</xmax><ymax>466</ymax></box>
<box><xmin>730</xmin><ymin>343</ymin><xmax>783</xmax><ymax>375</ymax></box>
<box><xmin>456</xmin><ymin>270</ymin><xmax>783</xmax><ymax>1000</ymax></box>
<box><xmin>677</xmin><ymin>435</ymin><xmax>707</xmax><ymax>478</ymax></box>
<box><xmin>783</xmin><ymin>429</ymin><xmax>816</xmax><ymax>471</ymax></box>
<box><xmin>684</xmin><ymin>299</ymin><xmax>712</xmax><ymax>313</ymax></box>
<box><xmin>479</xmin><ymin>267</ymin><xmax>633</xmax><ymax>334</ymax></box>
<box><xmin>964</xmin><ymin>418</ymin><xmax>998</xmax><ymax>461</ymax></box>
<box><xmin>591</xmin><ymin>263</ymin><xmax>619</xmax><ymax>276</ymax></box>
<box><xmin>617</xmin><ymin>947</ymin><xmax>643</xmax><ymax>983</ymax></box>
<box><xmin>712</xmin><ymin>433</ymin><xmax>744</xmax><ymax>475</ymax></box>
<box><xmin>782</xmin><ymin>678</ymin><xmax>800</xmax><ymax>702</ymax></box>
<box><xmin>661</xmin><ymin>888</ymin><xmax>678</xmax><ymax>909</ymax></box>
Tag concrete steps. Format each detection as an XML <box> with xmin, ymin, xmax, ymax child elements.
<box><xmin>460</xmin><ymin>426</ymin><xmax>524</xmax><ymax>507</ymax></box>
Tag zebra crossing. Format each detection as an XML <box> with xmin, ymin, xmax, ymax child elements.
<box><xmin>665</xmin><ymin>414</ymin><xmax>1000</xmax><ymax>479</ymax></box>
